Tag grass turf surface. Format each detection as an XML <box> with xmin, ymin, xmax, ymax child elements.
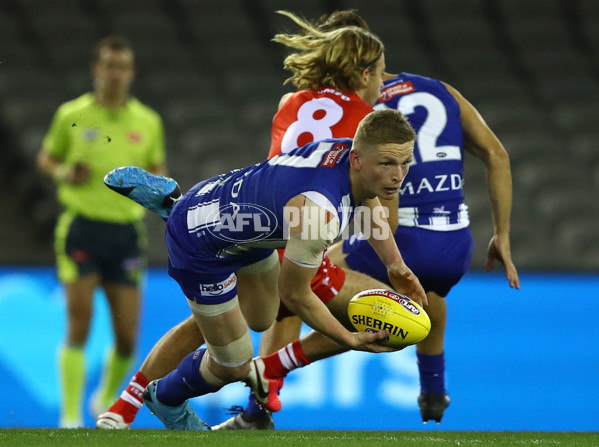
<box><xmin>0</xmin><ymin>430</ymin><xmax>598</xmax><ymax>447</ymax></box>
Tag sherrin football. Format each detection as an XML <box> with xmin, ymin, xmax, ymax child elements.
<box><xmin>348</xmin><ymin>289</ymin><xmax>431</xmax><ymax>348</ymax></box>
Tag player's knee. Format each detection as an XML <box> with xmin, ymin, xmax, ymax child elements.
<box><xmin>205</xmin><ymin>331</ymin><xmax>253</xmax><ymax>380</ymax></box>
<box><xmin>245</xmin><ymin>299</ymin><xmax>278</xmax><ymax>332</ymax></box>
<box><xmin>247</xmin><ymin>316</ymin><xmax>274</xmax><ymax>333</ymax></box>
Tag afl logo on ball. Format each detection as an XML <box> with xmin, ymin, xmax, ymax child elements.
<box><xmin>399</xmin><ymin>298</ymin><xmax>420</xmax><ymax>315</ymax></box>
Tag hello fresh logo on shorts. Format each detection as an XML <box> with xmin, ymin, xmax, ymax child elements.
<box><xmin>199</xmin><ymin>273</ymin><xmax>237</xmax><ymax>296</ymax></box>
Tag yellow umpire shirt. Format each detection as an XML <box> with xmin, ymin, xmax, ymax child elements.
<box><xmin>43</xmin><ymin>92</ymin><xmax>166</xmax><ymax>223</ymax></box>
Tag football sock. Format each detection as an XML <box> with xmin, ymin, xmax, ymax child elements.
<box><xmin>59</xmin><ymin>345</ymin><xmax>85</xmax><ymax>424</ymax></box>
<box><xmin>107</xmin><ymin>371</ymin><xmax>149</xmax><ymax>424</ymax></box>
<box><xmin>244</xmin><ymin>391</ymin><xmax>264</xmax><ymax>418</ymax></box>
<box><xmin>263</xmin><ymin>340</ymin><xmax>312</xmax><ymax>379</ymax></box>
<box><xmin>156</xmin><ymin>348</ymin><xmax>220</xmax><ymax>406</ymax></box>
<box><xmin>417</xmin><ymin>352</ymin><xmax>446</xmax><ymax>395</ymax></box>
<box><xmin>95</xmin><ymin>349</ymin><xmax>134</xmax><ymax>406</ymax></box>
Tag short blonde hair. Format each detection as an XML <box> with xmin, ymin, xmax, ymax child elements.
<box><xmin>354</xmin><ymin>109</ymin><xmax>416</xmax><ymax>152</ymax></box>
<box><xmin>272</xmin><ymin>10</ymin><xmax>384</xmax><ymax>92</ymax></box>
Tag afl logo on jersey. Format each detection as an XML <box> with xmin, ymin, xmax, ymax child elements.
<box><xmin>206</xmin><ymin>203</ymin><xmax>278</xmax><ymax>243</ymax></box>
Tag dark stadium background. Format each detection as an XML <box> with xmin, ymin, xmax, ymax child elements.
<box><xmin>0</xmin><ymin>0</ymin><xmax>597</xmax><ymax>431</ymax></box>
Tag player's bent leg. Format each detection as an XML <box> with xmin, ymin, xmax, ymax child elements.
<box><xmin>241</xmin><ymin>269</ymin><xmax>389</xmax><ymax>417</ymax></box>
<box><xmin>223</xmin><ymin>314</ymin><xmax>301</xmax><ymax>425</ymax></box>
<box><xmin>417</xmin><ymin>292</ymin><xmax>446</xmax><ymax>355</ymax></box>
<box><xmin>142</xmin><ymin>315</ymin><xmax>204</xmax><ymax>378</ymax></box>
<box><xmin>217</xmin><ymin>259</ymin><xmax>282</xmax><ymax>424</ymax></box>
<box><xmin>259</xmin><ymin>315</ymin><xmax>302</xmax><ymax>356</ymax></box>
<box><xmin>104</xmin><ymin>166</ymin><xmax>181</xmax><ymax>219</ymax></box>
<box><xmin>416</xmin><ymin>291</ymin><xmax>449</xmax><ymax>424</ymax></box>
<box><xmin>145</xmin><ymin>298</ymin><xmax>254</xmax><ymax>430</ymax></box>
<box><xmin>236</xmin><ymin>252</ymin><xmax>280</xmax><ymax>332</ymax></box>
<box><xmin>144</xmin><ymin>377</ymin><xmax>210</xmax><ymax>431</ymax></box>
<box><xmin>217</xmin><ymin>256</ymin><xmax>288</xmax><ymax>428</ymax></box>
<box><xmin>97</xmin><ymin>315</ymin><xmax>203</xmax><ymax>429</ymax></box>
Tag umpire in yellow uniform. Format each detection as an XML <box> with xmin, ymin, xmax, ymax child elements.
<box><xmin>37</xmin><ymin>36</ymin><xmax>167</xmax><ymax>428</ymax></box>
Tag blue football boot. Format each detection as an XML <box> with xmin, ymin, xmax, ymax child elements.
<box><xmin>143</xmin><ymin>380</ymin><xmax>210</xmax><ymax>431</ymax></box>
<box><xmin>104</xmin><ymin>166</ymin><xmax>181</xmax><ymax>219</ymax></box>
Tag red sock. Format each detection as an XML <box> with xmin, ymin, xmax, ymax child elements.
<box><xmin>106</xmin><ymin>371</ymin><xmax>149</xmax><ymax>424</ymax></box>
<box><xmin>263</xmin><ymin>340</ymin><xmax>312</xmax><ymax>379</ymax></box>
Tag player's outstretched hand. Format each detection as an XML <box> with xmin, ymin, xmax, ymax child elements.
<box><xmin>486</xmin><ymin>233</ymin><xmax>520</xmax><ymax>290</ymax></box>
<box><xmin>348</xmin><ymin>330</ymin><xmax>399</xmax><ymax>353</ymax></box>
<box><xmin>387</xmin><ymin>262</ymin><xmax>428</xmax><ymax>307</ymax></box>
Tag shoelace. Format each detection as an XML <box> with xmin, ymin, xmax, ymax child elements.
<box><xmin>224</xmin><ymin>405</ymin><xmax>244</xmax><ymax>416</ymax></box>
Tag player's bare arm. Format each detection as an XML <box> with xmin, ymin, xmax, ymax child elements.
<box><xmin>280</xmin><ymin>194</ymin><xmax>393</xmax><ymax>352</ymax></box>
<box><xmin>377</xmin><ymin>195</ymin><xmax>399</xmax><ymax>233</ymax></box>
<box><xmin>444</xmin><ymin>82</ymin><xmax>520</xmax><ymax>290</ymax></box>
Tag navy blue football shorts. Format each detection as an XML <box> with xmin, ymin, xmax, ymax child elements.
<box><xmin>343</xmin><ymin>226</ymin><xmax>474</xmax><ymax>298</ymax></box>
<box><xmin>165</xmin><ymin>199</ymin><xmax>275</xmax><ymax>306</ymax></box>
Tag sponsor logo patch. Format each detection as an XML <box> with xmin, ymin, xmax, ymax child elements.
<box><xmin>356</xmin><ymin>289</ymin><xmax>406</xmax><ymax>303</ymax></box>
<box><xmin>378</xmin><ymin>81</ymin><xmax>416</xmax><ymax>102</ymax></box>
<box><xmin>399</xmin><ymin>298</ymin><xmax>420</xmax><ymax>315</ymax></box>
<box><xmin>199</xmin><ymin>273</ymin><xmax>237</xmax><ymax>297</ymax></box>
<box><xmin>321</xmin><ymin>143</ymin><xmax>348</xmax><ymax>167</ymax></box>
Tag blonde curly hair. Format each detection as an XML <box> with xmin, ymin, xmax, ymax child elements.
<box><xmin>272</xmin><ymin>10</ymin><xmax>384</xmax><ymax>92</ymax></box>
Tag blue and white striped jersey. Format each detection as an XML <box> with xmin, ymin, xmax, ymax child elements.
<box><xmin>169</xmin><ymin>138</ymin><xmax>356</xmax><ymax>259</ymax></box>
<box><xmin>375</xmin><ymin>72</ymin><xmax>469</xmax><ymax>230</ymax></box>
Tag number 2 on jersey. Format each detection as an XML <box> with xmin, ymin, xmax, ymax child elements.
<box><xmin>281</xmin><ymin>98</ymin><xmax>343</xmax><ymax>154</ymax></box>
<box><xmin>379</xmin><ymin>91</ymin><xmax>461</xmax><ymax>163</ymax></box>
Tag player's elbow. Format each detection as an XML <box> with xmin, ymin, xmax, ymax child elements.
<box><xmin>279</xmin><ymin>289</ymin><xmax>299</xmax><ymax>309</ymax></box>
<box><xmin>488</xmin><ymin>146</ymin><xmax>511</xmax><ymax>170</ymax></box>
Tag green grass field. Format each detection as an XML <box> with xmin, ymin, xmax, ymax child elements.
<box><xmin>0</xmin><ymin>430</ymin><xmax>598</xmax><ymax>447</ymax></box>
